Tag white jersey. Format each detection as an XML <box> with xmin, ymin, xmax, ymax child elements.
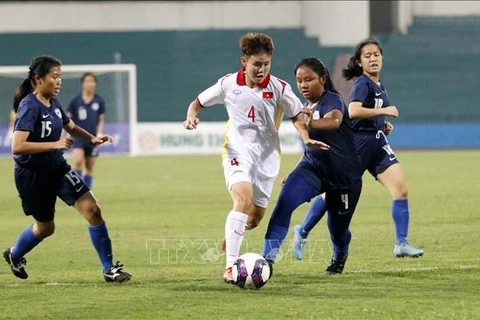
<box><xmin>197</xmin><ymin>67</ymin><xmax>303</xmax><ymax>179</ymax></box>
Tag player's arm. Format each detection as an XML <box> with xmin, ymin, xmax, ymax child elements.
<box><xmin>8</xmin><ymin>110</ymin><xmax>15</xmax><ymax>128</ymax></box>
<box><xmin>280</xmin><ymin>83</ymin><xmax>329</xmax><ymax>150</ymax></box>
<box><xmin>184</xmin><ymin>77</ymin><xmax>226</xmax><ymax>130</ymax></box>
<box><xmin>64</xmin><ymin>119</ymin><xmax>112</xmax><ymax>145</ymax></box>
<box><xmin>4</xmin><ymin>110</ymin><xmax>15</xmax><ymax>147</ymax></box>
<box><xmin>97</xmin><ymin>114</ymin><xmax>105</xmax><ymax>136</ymax></box>
<box><xmin>184</xmin><ymin>98</ymin><xmax>202</xmax><ymax>130</ymax></box>
<box><xmin>291</xmin><ymin>113</ymin><xmax>329</xmax><ymax>150</ymax></box>
<box><xmin>384</xmin><ymin>120</ymin><xmax>394</xmax><ymax>135</ymax></box>
<box><xmin>12</xmin><ymin>130</ymin><xmax>73</xmax><ymax>155</ymax></box>
<box><xmin>349</xmin><ymin>101</ymin><xmax>398</xmax><ymax>119</ymax></box>
<box><xmin>61</xmin><ymin>111</ymin><xmax>73</xmax><ymax>139</ymax></box>
<box><xmin>302</xmin><ymin>107</ymin><xmax>343</xmax><ymax>130</ymax></box>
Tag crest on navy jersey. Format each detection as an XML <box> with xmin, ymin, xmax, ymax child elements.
<box><xmin>55</xmin><ymin>108</ymin><xmax>62</xmax><ymax>118</ymax></box>
<box><xmin>91</xmin><ymin>102</ymin><xmax>100</xmax><ymax>111</ymax></box>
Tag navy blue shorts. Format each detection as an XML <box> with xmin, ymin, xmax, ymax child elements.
<box><xmin>14</xmin><ymin>161</ymin><xmax>90</xmax><ymax>222</ymax></box>
<box><xmin>292</xmin><ymin>160</ymin><xmax>361</xmax><ymax>195</ymax></box>
<box><xmin>72</xmin><ymin>140</ymin><xmax>100</xmax><ymax>158</ymax></box>
<box><xmin>354</xmin><ymin>131</ymin><xmax>399</xmax><ymax>178</ymax></box>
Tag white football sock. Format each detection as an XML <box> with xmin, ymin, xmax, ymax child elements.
<box><xmin>225</xmin><ymin>210</ymin><xmax>248</xmax><ymax>268</ymax></box>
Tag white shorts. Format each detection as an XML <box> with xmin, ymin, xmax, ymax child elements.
<box><xmin>222</xmin><ymin>157</ymin><xmax>276</xmax><ymax>208</ymax></box>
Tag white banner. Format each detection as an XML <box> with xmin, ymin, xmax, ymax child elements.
<box><xmin>136</xmin><ymin>121</ymin><xmax>304</xmax><ymax>155</ymax></box>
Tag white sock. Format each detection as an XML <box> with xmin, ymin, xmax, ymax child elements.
<box><xmin>225</xmin><ymin>210</ymin><xmax>248</xmax><ymax>268</ymax></box>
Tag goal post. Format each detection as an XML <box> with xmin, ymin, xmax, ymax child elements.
<box><xmin>0</xmin><ymin>64</ymin><xmax>138</xmax><ymax>156</ymax></box>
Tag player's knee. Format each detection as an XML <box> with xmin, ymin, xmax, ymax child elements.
<box><xmin>246</xmin><ymin>218</ymin><xmax>260</xmax><ymax>229</ymax></box>
<box><xmin>246</xmin><ymin>211</ymin><xmax>265</xmax><ymax>229</ymax></box>
<box><xmin>83</xmin><ymin>201</ymin><xmax>103</xmax><ymax>224</ymax></box>
<box><xmin>395</xmin><ymin>183</ymin><xmax>409</xmax><ymax>199</ymax></box>
<box><xmin>34</xmin><ymin>221</ymin><xmax>55</xmax><ymax>239</ymax></box>
<box><xmin>233</xmin><ymin>193</ymin><xmax>253</xmax><ymax>212</ymax></box>
<box><xmin>73</xmin><ymin>161</ymin><xmax>83</xmax><ymax>169</ymax></box>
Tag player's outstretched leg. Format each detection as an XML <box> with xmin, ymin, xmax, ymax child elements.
<box><xmin>88</xmin><ymin>222</ymin><xmax>132</xmax><ymax>283</ymax></box>
<box><xmin>74</xmin><ymin>192</ymin><xmax>132</xmax><ymax>283</ymax></box>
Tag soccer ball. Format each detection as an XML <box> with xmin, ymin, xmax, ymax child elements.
<box><xmin>232</xmin><ymin>253</ymin><xmax>271</xmax><ymax>289</ymax></box>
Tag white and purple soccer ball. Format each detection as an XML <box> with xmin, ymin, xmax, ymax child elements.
<box><xmin>232</xmin><ymin>253</ymin><xmax>271</xmax><ymax>289</ymax></box>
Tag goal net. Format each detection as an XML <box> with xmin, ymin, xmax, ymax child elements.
<box><xmin>0</xmin><ymin>64</ymin><xmax>137</xmax><ymax>156</ymax></box>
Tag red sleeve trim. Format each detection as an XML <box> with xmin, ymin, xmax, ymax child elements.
<box><xmin>289</xmin><ymin>111</ymin><xmax>302</xmax><ymax>119</ymax></box>
<box><xmin>278</xmin><ymin>79</ymin><xmax>287</xmax><ymax>94</ymax></box>
<box><xmin>196</xmin><ymin>97</ymin><xmax>205</xmax><ymax>108</ymax></box>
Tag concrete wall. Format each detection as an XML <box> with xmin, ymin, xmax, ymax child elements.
<box><xmin>0</xmin><ymin>1</ymin><xmax>368</xmax><ymax>46</ymax></box>
<box><xmin>412</xmin><ymin>1</ymin><xmax>480</xmax><ymax>16</ymax></box>
<box><xmin>0</xmin><ymin>1</ymin><xmax>477</xmax><ymax>45</ymax></box>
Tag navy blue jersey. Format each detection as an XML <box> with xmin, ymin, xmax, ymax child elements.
<box><xmin>349</xmin><ymin>74</ymin><xmax>391</xmax><ymax>132</ymax></box>
<box><xmin>14</xmin><ymin>94</ymin><xmax>70</xmax><ymax>168</ymax></box>
<box><xmin>68</xmin><ymin>94</ymin><xmax>105</xmax><ymax>136</ymax></box>
<box><xmin>302</xmin><ymin>91</ymin><xmax>362</xmax><ymax>190</ymax></box>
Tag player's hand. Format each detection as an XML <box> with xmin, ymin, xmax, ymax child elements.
<box><xmin>384</xmin><ymin>121</ymin><xmax>394</xmax><ymax>136</ymax></box>
<box><xmin>303</xmin><ymin>138</ymin><xmax>330</xmax><ymax>150</ymax></box>
<box><xmin>280</xmin><ymin>174</ymin><xmax>289</xmax><ymax>186</ymax></box>
<box><xmin>55</xmin><ymin>137</ymin><xmax>74</xmax><ymax>150</ymax></box>
<box><xmin>301</xmin><ymin>107</ymin><xmax>312</xmax><ymax>127</ymax></box>
<box><xmin>184</xmin><ymin>117</ymin><xmax>199</xmax><ymax>130</ymax></box>
<box><xmin>384</xmin><ymin>106</ymin><xmax>399</xmax><ymax>118</ymax></box>
<box><xmin>92</xmin><ymin>134</ymin><xmax>113</xmax><ymax>145</ymax></box>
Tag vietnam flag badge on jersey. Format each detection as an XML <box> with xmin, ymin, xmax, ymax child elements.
<box><xmin>263</xmin><ymin>91</ymin><xmax>273</xmax><ymax>99</ymax></box>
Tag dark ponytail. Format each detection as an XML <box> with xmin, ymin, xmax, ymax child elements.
<box><xmin>294</xmin><ymin>57</ymin><xmax>339</xmax><ymax>94</ymax></box>
<box><xmin>342</xmin><ymin>37</ymin><xmax>383</xmax><ymax>81</ymax></box>
<box><xmin>323</xmin><ymin>67</ymin><xmax>338</xmax><ymax>93</ymax></box>
<box><xmin>12</xmin><ymin>55</ymin><xmax>62</xmax><ymax>112</ymax></box>
<box><xmin>13</xmin><ymin>76</ymin><xmax>34</xmax><ymax>113</ymax></box>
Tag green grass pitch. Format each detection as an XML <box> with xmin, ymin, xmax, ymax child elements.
<box><xmin>0</xmin><ymin>151</ymin><xmax>479</xmax><ymax>319</ymax></box>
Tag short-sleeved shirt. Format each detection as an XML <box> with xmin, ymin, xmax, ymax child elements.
<box><xmin>67</xmin><ymin>94</ymin><xmax>105</xmax><ymax>136</ymax></box>
<box><xmin>14</xmin><ymin>93</ymin><xmax>70</xmax><ymax>169</ymax></box>
<box><xmin>301</xmin><ymin>91</ymin><xmax>362</xmax><ymax>190</ymax></box>
<box><xmin>197</xmin><ymin>67</ymin><xmax>303</xmax><ymax>179</ymax></box>
<box><xmin>349</xmin><ymin>74</ymin><xmax>391</xmax><ymax>132</ymax></box>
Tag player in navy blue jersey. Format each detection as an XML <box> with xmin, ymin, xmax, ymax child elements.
<box><xmin>3</xmin><ymin>56</ymin><xmax>131</xmax><ymax>283</ymax></box>
<box><xmin>292</xmin><ymin>38</ymin><xmax>424</xmax><ymax>259</ymax></box>
<box><xmin>67</xmin><ymin>72</ymin><xmax>105</xmax><ymax>189</ymax></box>
<box><xmin>262</xmin><ymin>57</ymin><xmax>363</xmax><ymax>275</ymax></box>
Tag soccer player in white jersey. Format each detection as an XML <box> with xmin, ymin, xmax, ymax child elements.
<box><xmin>183</xmin><ymin>32</ymin><xmax>329</xmax><ymax>283</ymax></box>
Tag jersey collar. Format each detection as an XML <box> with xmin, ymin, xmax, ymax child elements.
<box><xmin>236</xmin><ymin>67</ymin><xmax>270</xmax><ymax>89</ymax></box>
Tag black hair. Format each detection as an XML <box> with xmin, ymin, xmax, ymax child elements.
<box><xmin>81</xmin><ymin>72</ymin><xmax>97</xmax><ymax>83</ymax></box>
<box><xmin>294</xmin><ymin>57</ymin><xmax>338</xmax><ymax>94</ymax></box>
<box><xmin>13</xmin><ymin>55</ymin><xmax>62</xmax><ymax>112</ymax></box>
<box><xmin>342</xmin><ymin>38</ymin><xmax>383</xmax><ymax>81</ymax></box>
